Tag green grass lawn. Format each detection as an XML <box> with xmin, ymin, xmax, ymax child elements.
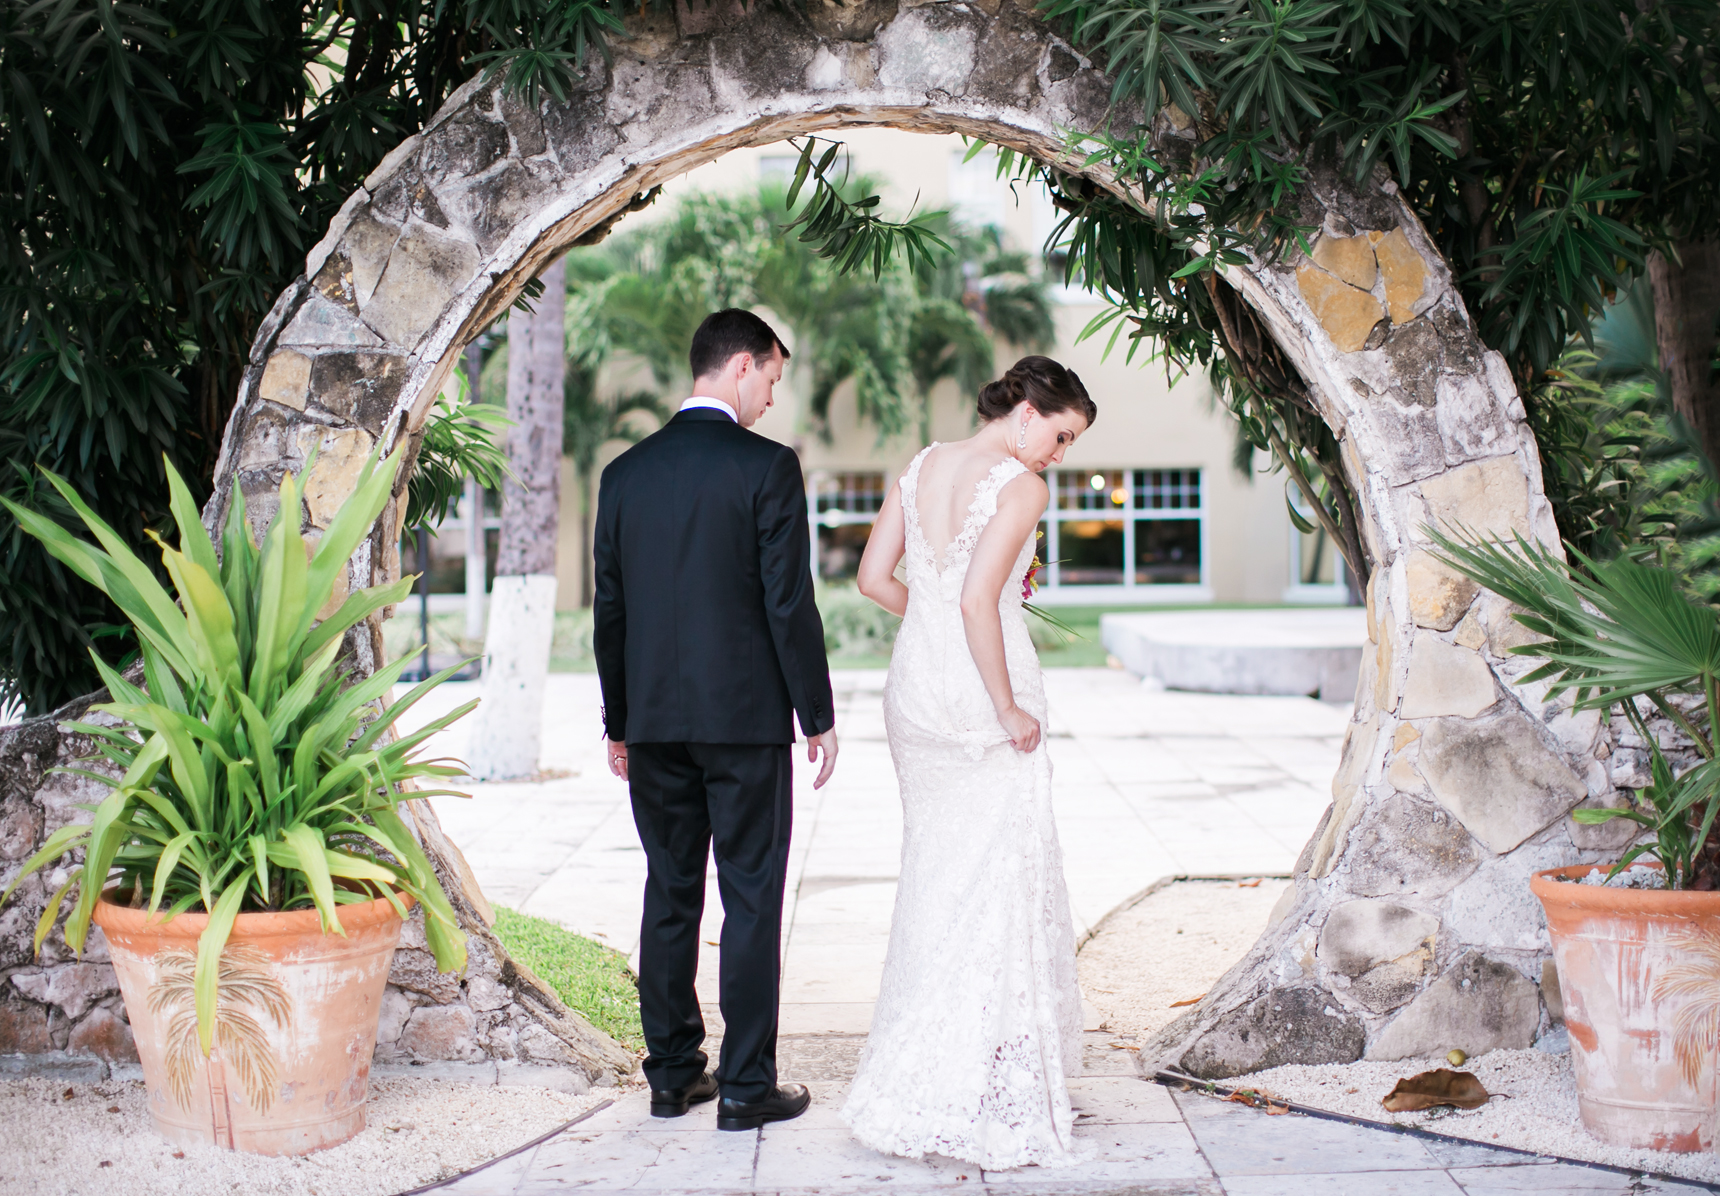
<box><xmin>492</xmin><ymin>907</ymin><xmax>644</xmax><ymax>1051</ymax></box>
<box><xmin>1029</xmin><ymin>603</ymin><xmax>1194</xmax><ymax>668</ymax></box>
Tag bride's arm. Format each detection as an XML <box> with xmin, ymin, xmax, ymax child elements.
<box><xmin>960</xmin><ymin>473</ymin><xmax>1048</xmax><ymax>753</ymax></box>
<box><xmin>856</xmin><ymin>483</ymin><xmax>909</xmax><ymax>617</ymax></box>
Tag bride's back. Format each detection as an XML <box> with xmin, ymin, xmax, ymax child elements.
<box><xmin>913</xmin><ymin>439</ymin><xmax>1018</xmax><ymax>571</ymax></box>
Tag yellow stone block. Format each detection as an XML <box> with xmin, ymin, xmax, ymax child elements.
<box><xmin>1311</xmin><ymin>233</ymin><xmax>1378</xmax><ymax>290</ymax></box>
<box><xmin>1296</xmin><ymin>264</ymin><xmax>1386</xmax><ymax>353</ymax></box>
<box><xmin>1405</xmin><ymin>549</ymin><xmax>1480</xmax><ymax>631</ymax></box>
<box><xmin>1376</xmin><ymin>227</ymin><xmax>1429</xmax><ymax>323</ymax></box>
<box><xmin>258</xmin><ymin>350</ymin><xmax>311</xmax><ymax>411</ymax></box>
<box><xmin>300</xmin><ymin>427</ymin><xmax>376</xmax><ymax>529</ymax></box>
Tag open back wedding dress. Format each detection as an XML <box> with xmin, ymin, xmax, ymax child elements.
<box><xmin>840</xmin><ymin>446</ymin><xmax>1085</xmax><ymax>1170</ymax></box>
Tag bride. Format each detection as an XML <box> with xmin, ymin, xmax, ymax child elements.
<box><xmin>841</xmin><ymin>356</ymin><xmax>1096</xmax><ymax>1170</ymax></box>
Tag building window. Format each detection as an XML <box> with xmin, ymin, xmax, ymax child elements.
<box><xmin>810</xmin><ymin>470</ymin><xmax>887</xmax><ymax>580</ymax></box>
<box><xmin>1285</xmin><ymin>485</ymin><xmax>1349</xmax><ymax>603</ymax></box>
<box><xmin>1039</xmin><ymin>468</ymin><xmax>1206</xmax><ymax>598</ymax></box>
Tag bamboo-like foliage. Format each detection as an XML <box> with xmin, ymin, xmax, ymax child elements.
<box><xmin>0</xmin><ymin>445</ymin><xmax>471</xmax><ymax>1053</ymax></box>
<box><xmin>1430</xmin><ymin>527</ymin><xmax>1720</xmax><ymax>888</ymax></box>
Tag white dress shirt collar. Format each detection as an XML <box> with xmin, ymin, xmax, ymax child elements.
<box><xmin>679</xmin><ymin>395</ymin><xmax>738</xmax><ymax>422</ymax></box>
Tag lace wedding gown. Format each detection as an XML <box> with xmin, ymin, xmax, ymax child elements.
<box><xmin>840</xmin><ymin>447</ymin><xmax>1085</xmax><ymax>1170</ymax></box>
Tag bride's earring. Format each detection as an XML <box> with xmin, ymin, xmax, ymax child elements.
<box><xmin>1017</xmin><ymin>418</ymin><xmax>1029</xmax><ymax>450</ymax></box>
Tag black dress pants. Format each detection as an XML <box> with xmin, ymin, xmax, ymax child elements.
<box><xmin>627</xmin><ymin>741</ymin><xmax>792</xmax><ymax>1103</ymax></box>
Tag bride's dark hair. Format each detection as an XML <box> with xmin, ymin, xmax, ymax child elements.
<box><xmin>976</xmin><ymin>356</ymin><xmax>1096</xmax><ymax>427</ymax></box>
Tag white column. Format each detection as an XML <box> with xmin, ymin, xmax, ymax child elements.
<box><xmin>463</xmin><ymin>476</ymin><xmax>486</xmax><ymax>642</ymax></box>
<box><xmin>463</xmin><ymin>574</ymin><xmax>557</xmax><ymax>780</ymax></box>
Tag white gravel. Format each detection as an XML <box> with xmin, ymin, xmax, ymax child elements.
<box><xmin>1078</xmin><ymin>877</ymin><xmax>1293</xmax><ymax>1041</ymax></box>
<box><xmin>1577</xmin><ymin>863</ymin><xmax>1666</xmax><ymax>888</ymax></box>
<box><xmin>1236</xmin><ymin>1049</ymin><xmax>1720</xmax><ymax>1184</ymax></box>
<box><xmin>0</xmin><ymin>1073</ymin><xmax>615</xmax><ymax>1196</ymax></box>
<box><xmin>1081</xmin><ymin>879</ymin><xmax>1720</xmax><ymax>1183</ymax></box>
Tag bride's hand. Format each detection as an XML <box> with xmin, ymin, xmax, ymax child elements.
<box><xmin>998</xmin><ymin>705</ymin><xmax>1041</xmax><ymax>753</ymax></box>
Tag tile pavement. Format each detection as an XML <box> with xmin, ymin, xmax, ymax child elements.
<box><xmin>431</xmin><ymin>1040</ymin><xmax>1709</xmax><ymax>1194</ymax></box>
<box><xmin>400</xmin><ymin>669</ymin><xmax>1710</xmax><ymax>1194</ymax></box>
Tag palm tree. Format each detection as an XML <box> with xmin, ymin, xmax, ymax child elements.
<box><xmin>902</xmin><ymin>224</ymin><xmax>1055</xmax><ymax>446</ymax></box>
<box><xmin>563</xmin><ymin>361</ymin><xmax>669</xmax><ymax>606</ymax></box>
<box><xmin>563</xmin><ymin>181</ymin><xmax>1056</xmax><ymax>464</ymax></box>
<box><xmin>580</xmin><ymin>183</ymin><xmax>922</xmax><ymax>445</ymax></box>
<box><xmin>148</xmin><ymin>945</ymin><xmax>290</xmax><ymax>1113</ymax></box>
<box><xmin>905</xmin><ymin>297</ymin><xmax>993</xmax><ymax>447</ymax></box>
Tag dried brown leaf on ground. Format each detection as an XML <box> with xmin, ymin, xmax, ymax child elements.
<box><xmin>1381</xmin><ymin>1069</ymin><xmax>1491</xmax><ymax>1112</ymax></box>
<box><xmin>1168</xmin><ymin>993</ymin><xmax>1207</xmax><ymax>1007</ymax></box>
<box><xmin>1224</xmin><ymin>1088</ymin><xmax>1290</xmax><ymax>1114</ymax></box>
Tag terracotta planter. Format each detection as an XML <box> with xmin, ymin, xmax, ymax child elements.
<box><xmin>94</xmin><ymin>891</ymin><xmax>412</xmax><ymax>1156</ymax></box>
<box><xmin>1531</xmin><ymin>864</ymin><xmax>1720</xmax><ymax>1152</ymax></box>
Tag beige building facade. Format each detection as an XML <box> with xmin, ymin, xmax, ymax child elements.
<box><xmin>445</xmin><ymin>130</ymin><xmax>1349</xmax><ymax>610</ymax></box>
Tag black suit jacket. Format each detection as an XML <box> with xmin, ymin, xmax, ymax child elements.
<box><xmin>592</xmin><ymin>408</ymin><xmax>834</xmax><ymax>745</ymax></box>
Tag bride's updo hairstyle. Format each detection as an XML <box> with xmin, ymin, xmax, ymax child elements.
<box><xmin>976</xmin><ymin>356</ymin><xmax>1097</xmax><ymax>428</ymax></box>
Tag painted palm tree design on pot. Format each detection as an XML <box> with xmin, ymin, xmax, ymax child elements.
<box><xmin>1655</xmin><ymin>926</ymin><xmax>1720</xmax><ymax>1090</ymax></box>
<box><xmin>147</xmin><ymin>945</ymin><xmax>290</xmax><ymax>1113</ymax></box>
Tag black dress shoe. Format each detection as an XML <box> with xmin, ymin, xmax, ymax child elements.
<box><xmin>650</xmin><ymin>1070</ymin><xmax>719</xmax><ymax>1118</ymax></box>
<box><xmin>716</xmin><ymin>1083</ymin><xmax>811</xmax><ymax>1131</ymax></box>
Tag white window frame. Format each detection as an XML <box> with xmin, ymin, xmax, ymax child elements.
<box><xmin>1282</xmin><ymin>484</ymin><xmax>1350</xmax><ymax>605</ymax></box>
<box><xmin>807</xmin><ymin>468</ymin><xmax>891</xmax><ymax>580</ymax></box>
<box><xmin>1035</xmin><ymin>467</ymin><xmax>1212</xmax><ymax>605</ymax></box>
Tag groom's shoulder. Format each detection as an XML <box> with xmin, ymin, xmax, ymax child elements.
<box><xmin>602</xmin><ymin>416</ymin><xmax>786</xmax><ymax>478</ymax></box>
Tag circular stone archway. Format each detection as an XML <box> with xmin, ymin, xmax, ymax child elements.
<box><xmin>206</xmin><ymin>0</ymin><xmax>1611</xmax><ymax>1082</ymax></box>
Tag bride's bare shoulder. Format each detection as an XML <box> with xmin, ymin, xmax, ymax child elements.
<box><xmin>999</xmin><ymin>467</ymin><xmax>1047</xmax><ymax>507</ymax></box>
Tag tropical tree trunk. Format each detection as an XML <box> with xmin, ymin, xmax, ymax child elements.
<box><xmin>463</xmin><ymin>346</ymin><xmax>488</xmax><ymax>643</ymax></box>
<box><xmin>1143</xmin><ymin>160</ymin><xmax>1612</xmax><ymax>1078</ymax></box>
<box><xmin>465</xmin><ymin>258</ymin><xmax>566</xmax><ymax>780</ymax></box>
<box><xmin>1648</xmin><ymin>239</ymin><xmax>1720</xmax><ymax>470</ymax></box>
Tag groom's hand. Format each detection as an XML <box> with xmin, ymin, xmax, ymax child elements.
<box><xmin>808</xmin><ymin>728</ymin><xmax>838</xmax><ymax>790</ymax></box>
<box><xmin>606</xmin><ymin>739</ymin><xmax>628</xmax><ymax>782</ymax></box>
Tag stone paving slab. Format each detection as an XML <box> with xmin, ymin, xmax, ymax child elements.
<box><xmin>427</xmin><ymin>1074</ymin><xmax>1702</xmax><ymax>1195</ymax></box>
<box><xmin>1445</xmin><ymin>1162</ymin><xmax>1691</xmax><ymax>1192</ymax></box>
<box><xmin>399</xmin><ymin>668</ymin><xmax>1707</xmax><ymax>1195</ymax></box>
<box><xmin>1171</xmin><ymin>1090</ymin><xmax>1443</xmax><ymax>1175</ymax></box>
<box><xmin>1219</xmin><ymin>1172</ymin><xmax>1466</xmax><ymax>1195</ymax></box>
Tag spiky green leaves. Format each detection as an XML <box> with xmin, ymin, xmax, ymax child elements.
<box><xmin>0</xmin><ymin>444</ymin><xmax>474</xmax><ymax>1052</ymax></box>
<box><xmin>1431</xmin><ymin>526</ymin><xmax>1720</xmax><ymax>889</ymax></box>
<box><xmin>783</xmin><ymin>137</ymin><xmax>953</xmax><ymax>281</ymax></box>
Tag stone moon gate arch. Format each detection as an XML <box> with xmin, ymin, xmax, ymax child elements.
<box><xmin>199</xmin><ymin>0</ymin><xmax>1612</xmax><ymax>1080</ymax></box>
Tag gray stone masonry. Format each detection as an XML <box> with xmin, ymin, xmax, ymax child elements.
<box><xmin>2</xmin><ymin>0</ymin><xmax>1642</xmax><ymax>1079</ymax></box>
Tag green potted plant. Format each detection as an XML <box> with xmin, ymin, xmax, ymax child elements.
<box><xmin>1433</xmin><ymin>529</ymin><xmax>1720</xmax><ymax>1153</ymax></box>
<box><xmin>0</xmin><ymin>445</ymin><xmax>474</xmax><ymax>1155</ymax></box>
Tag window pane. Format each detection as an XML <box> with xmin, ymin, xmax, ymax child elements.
<box><xmin>1135</xmin><ymin>519</ymin><xmax>1201</xmax><ymax>584</ymax></box>
<box><xmin>1056</xmin><ymin>469</ymin><xmax>1128</xmax><ymax>511</ymax></box>
<box><xmin>815</xmin><ymin>471</ymin><xmax>887</xmax><ymax>514</ymax></box>
<box><xmin>1059</xmin><ymin>519</ymin><xmax>1124</xmax><ymax>585</ymax></box>
<box><xmin>817</xmin><ymin>523</ymin><xmax>873</xmax><ymax>579</ymax></box>
<box><xmin>1133</xmin><ymin>468</ymin><xmax>1201</xmax><ymax>511</ymax></box>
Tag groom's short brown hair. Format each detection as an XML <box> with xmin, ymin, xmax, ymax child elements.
<box><xmin>689</xmin><ymin>309</ymin><xmax>790</xmax><ymax>379</ymax></box>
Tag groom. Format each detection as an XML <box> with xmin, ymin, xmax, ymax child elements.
<box><xmin>593</xmin><ymin>308</ymin><xmax>837</xmax><ymax>1130</ymax></box>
